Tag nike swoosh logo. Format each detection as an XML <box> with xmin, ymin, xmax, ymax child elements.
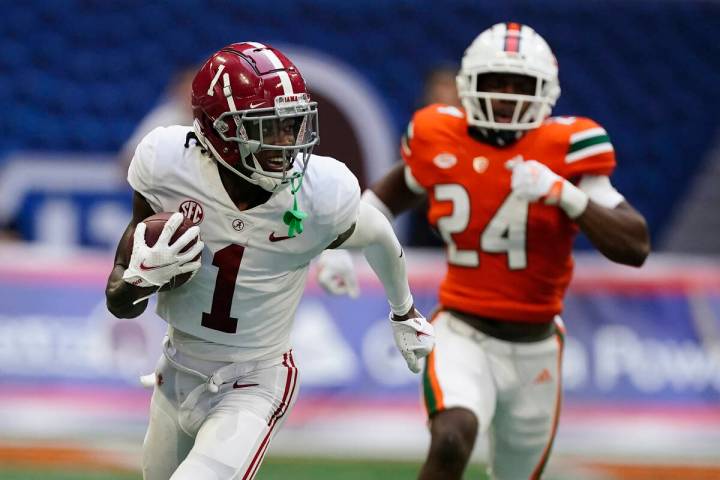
<box><xmin>139</xmin><ymin>260</ymin><xmax>177</xmax><ymax>271</ymax></box>
<box><xmin>269</xmin><ymin>232</ymin><xmax>294</xmax><ymax>242</ymax></box>
<box><xmin>233</xmin><ymin>382</ymin><xmax>259</xmax><ymax>389</ymax></box>
<box><xmin>249</xmin><ymin>101</ymin><xmax>265</xmax><ymax>108</ymax></box>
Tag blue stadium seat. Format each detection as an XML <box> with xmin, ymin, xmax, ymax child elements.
<box><xmin>0</xmin><ymin>0</ymin><xmax>719</xmax><ymax>244</ymax></box>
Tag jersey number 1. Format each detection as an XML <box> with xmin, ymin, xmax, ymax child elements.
<box><xmin>435</xmin><ymin>184</ymin><xmax>528</xmax><ymax>270</ymax></box>
<box><xmin>201</xmin><ymin>244</ymin><xmax>245</xmax><ymax>333</ymax></box>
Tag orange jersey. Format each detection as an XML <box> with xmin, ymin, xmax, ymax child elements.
<box><xmin>402</xmin><ymin>105</ymin><xmax>616</xmax><ymax>322</ymax></box>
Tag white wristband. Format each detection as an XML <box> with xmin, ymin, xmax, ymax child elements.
<box><xmin>558</xmin><ymin>180</ymin><xmax>589</xmax><ymax>219</ymax></box>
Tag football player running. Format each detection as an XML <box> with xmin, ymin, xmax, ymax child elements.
<box><xmin>105</xmin><ymin>42</ymin><xmax>434</xmax><ymax>480</ymax></box>
<box><xmin>317</xmin><ymin>23</ymin><xmax>650</xmax><ymax>480</ymax></box>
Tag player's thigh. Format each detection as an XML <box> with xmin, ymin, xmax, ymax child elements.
<box><xmin>180</xmin><ymin>407</ymin><xmax>272</xmax><ymax>480</ymax></box>
<box><xmin>424</xmin><ymin>310</ymin><xmax>497</xmax><ymax>432</ymax></box>
<box><xmin>489</xmin><ymin>331</ymin><xmax>563</xmax><ymax>480</ymax></box>
<box><xmin>171</xmin><ymin>355</ymin><xmax>300</xmax><ymax>480</ymax></box>
<box><xmin>142</xmin><ymin>358</ymin><xmax>197</xmax><ymax>480</ymax></box>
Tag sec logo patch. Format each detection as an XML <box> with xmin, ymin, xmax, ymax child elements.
<box><xmin>179</xmin><ymin>200</ymin><xmax>204</xmax><ymax>225</ymax></box>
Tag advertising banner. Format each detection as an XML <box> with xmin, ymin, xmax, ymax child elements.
<box><xmin>1</xmin><ymin>247</ymin><xmax>718</xmax><ymax>458</ymax></box>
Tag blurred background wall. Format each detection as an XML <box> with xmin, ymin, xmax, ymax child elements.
<box><xmin>2</xmin><ymin>0</ymin><xmax>720</xmax><ymax>250</ymax></box>
<box><xmin>0</xmin><ymin>0</ymin><xmax>719</xmax><ymax>478</ymax></box>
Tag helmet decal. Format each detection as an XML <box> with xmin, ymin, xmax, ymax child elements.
<box><xmin>206</xmin><ymin>64</ymin><xmax>225</xmax><ymax>96</ymax></box>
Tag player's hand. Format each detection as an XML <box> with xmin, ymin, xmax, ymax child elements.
<box><xmin>316</xmin><ymin>249</ymin><xmax>360</xmax><ymax>298</ymax></box>
<box><xmin>506</xmin><ymin>157</ymin><xmax>564</xmax><ymax>203</ymax></box>
<box><xmin>506</xmin><ymin>156</ymin><xmax>590</xmax><ymax>218</ymax></box>
<box><xmin>123</xmin><ymin>213</ymin><xmax>204</xmax><ymax>288</ymax></box>
<box><xmin>390</xmin><ymin>306</ymin><xmax>435</xmax><ymax>374</ymax></box>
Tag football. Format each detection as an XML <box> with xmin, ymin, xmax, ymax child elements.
<box><xmin>128</xmin><ymin>211</ymin><xmax>201</xmax><ymax>291</ymax></box>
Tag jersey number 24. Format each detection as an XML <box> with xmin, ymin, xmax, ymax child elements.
<box><xmin>435</xmin><ymin>184</ymin><xmax>528</xmax><ymax>270</ymax></box>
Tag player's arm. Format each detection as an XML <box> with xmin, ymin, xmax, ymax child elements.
<box><xmin>316</xmin><ymin>163</ymin><xmax>426</xmax><ymax>297</ymax></box>
<box><xmin>509</xmin><ymin>160</ymin><xmax>650</xmax><ymax>267</ymax></box>
<box><xmin>330</xmin><ymin>200</ymin><xmax>414</xmax><ymax>316</ymax></box>
<box><xmin>328</xmin><ymin>200</ymin><xmax>435</xmax><ymax>373</ymax></box>
<box><xmin>574</xmin><ymin>198</ymin><xmax>650</xmax><ymax>267</ymax></box>
<box><xmin>367</xmin><ymin>163</ymin><xmax>426</xmax><ymax>218</ymax></box>
<box><xmin>106</xmin><ymin>192</ymin><xmax>204</xmax><ymax>319</ymax></box>
<box><xmin>105</xmin><ymin>192</ymin><xmax>158</xmax><ymax>318</ymax></box>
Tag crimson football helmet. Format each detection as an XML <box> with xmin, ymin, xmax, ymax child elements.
<box><xmin>191</xmin><ymin>42</ymin><xmax>319</xmax><ymax>192</ymax></box>
<box><xmin>456</xmin><ymin>23</ymin><xmax>560</xmax><ymax>133</ymax></box>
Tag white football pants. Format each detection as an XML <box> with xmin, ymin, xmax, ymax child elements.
<box><xmin>142</xmin><ymin>347</ymin><xmax>299</xmax><ymax>480</ymax></box>
<box><xmin>423</xmin><ymin>310</ymin><xmax>564</xmax><ymax>480</ymax></box>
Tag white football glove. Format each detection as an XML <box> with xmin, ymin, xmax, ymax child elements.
<box><xmin>316</xmin><ymin>249</ymin><xmax>360</xmax><ymax>298</ymax></box>
<box><xmin>122</xmin><ymin>212</ymin><xmax>204</xmax><ymax>288</ymax></box>
<box><xmin>391</xmin><ymin>311</ymin><xmax>435</xmax><ymax>374</ymax></box>
<box><xmin>506</xmin><ymin>156</ymin><xmax>589</xmax><ymax>218</ymax></box>
<box><xmin>506</xmin><ymin>156</ymin><xmax>563</xmax><ymax>202</ymax></box>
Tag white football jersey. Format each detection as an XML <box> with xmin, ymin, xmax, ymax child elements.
<box><xmin>128</xmin><ymin>126</ymin><xmax>360</xmax><ymax>362</ymax></box>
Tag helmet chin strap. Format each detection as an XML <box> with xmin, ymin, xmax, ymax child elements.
<box><xmin>238</xmin><ymin>150</ymin><xmax>308</xmax><ymax>237</ymax></box>
<box><xmin>194</xmin><ymin>119</ymin><xmax>279</xmax><ymax>191</ymax></box>
<box><xmin>195</xmin><ymin>120</ymin><xmax>308</xmax><ymax>236</ymax></box>
<box><xmin>249</xmin><ymin>155</ymin><xmax>292</xmax><ymax>193</ymax></box>
<box><xmin>251</xmin><ymin>173</ymin><xmax>289</xmax><ymax>192</ymax></box>
<box><xmin>247</xmin><ymin>154</ymin><xmax>308</xmax><ymax>237</ymax></box>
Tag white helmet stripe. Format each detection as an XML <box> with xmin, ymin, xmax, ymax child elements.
<box><xmin>274</xmin><ymin>71</ymin><xmax>294</xmax><ymax>95</ymax></box>
<box><xmin>222</xmin><ymin>73</ymin><xmax>243</xmax><ymax>131</ymax></box>
<box><xmin>207</xmin><ymin>64</ymin><xmax>225</xmax><ymax>96</ymax></box>
<box><xmin>222</xmin><ymin>73</ymin><xmax>238</xmax><ymax>111</ymax></box>
<box><xmin>245</xmin><ymin>41</ymin><xmax>294</xmax><ymax>95</ymax></box>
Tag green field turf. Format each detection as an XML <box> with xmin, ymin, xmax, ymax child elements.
<box><xmin>0</xmin><ymin>457</ymin><xmax>489</xmax><ymax>480</ymax></box>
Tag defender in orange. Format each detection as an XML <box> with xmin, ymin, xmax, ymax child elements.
<box><xmin>319</xmin><ymin>22</ymin><xmax>650</xmax><ymax>480</ymax></box>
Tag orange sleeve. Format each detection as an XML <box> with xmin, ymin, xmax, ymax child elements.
<box><xmin>560</xmin><ymin>117</ymin><xmax>616</xmax><ymax>179</ymax></box>
<box><xmin>400</xmin><ymin>106</ymin><xmax>450</xmax><ymax>189</ymax></box>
